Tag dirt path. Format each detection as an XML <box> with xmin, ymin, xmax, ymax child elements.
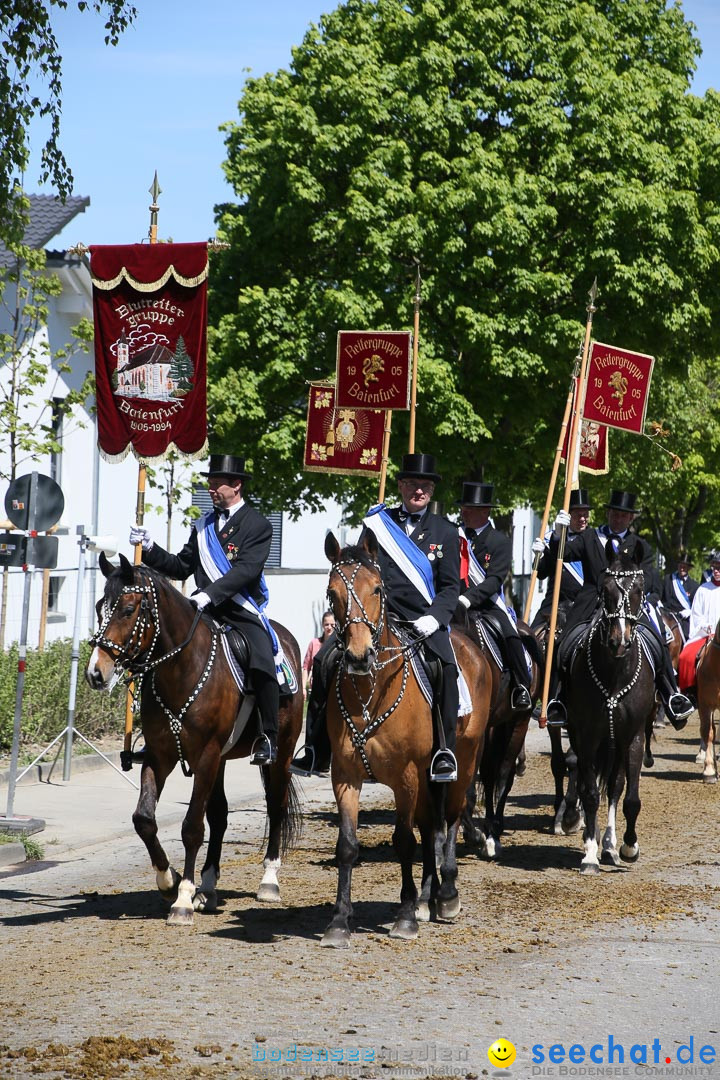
<box><xmin>1</xmin><ymin>720</ymin><xmax>719</xmax><ymax>1080</ymax></box>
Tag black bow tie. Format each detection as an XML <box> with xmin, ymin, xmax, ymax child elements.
<box><xmin>465</xmin><ymin>527</ymin><xmax>476</xmax><ymax>540</ymax></box>
<box><xmin>399</xmin><ymin>510</ymin><xmax>423</xmax><ymax>525</ymax></box>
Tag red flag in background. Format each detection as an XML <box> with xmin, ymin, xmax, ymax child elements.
<box><xmin>335</xmin><ymin>330</ymin><xmax>411</xmax><ymax>410</ymax></box>
<box><xmin>303</xmin><ymin>383</ymin><xmax>385</xmax><ymax>475</ymax></box>
<box><xmin>582</xmin><ymin>341</ymin><xmax>654</xmax><ymax>435</ymax></box>
<box><xmin>90</xmin><ymin>243</ymin><xmax>208</xmax><ymax>463</ymax></box>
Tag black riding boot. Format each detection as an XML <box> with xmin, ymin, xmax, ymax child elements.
<box><xmin>430</xmin><ymin>661</ymin><xmax>459</xmax><ymax>782</ymax></box>
<box><xmin>291</xmin><ymin>640</ymin><xmax>339</xmax><ymax>776</ymax></box>
<box><xmin>505</xmin><ymin>634</ymin><xmax>532</xmax><ymax>711</ymax></box>
<box><xmin>249</xmin><ymin>672</ymin><xmax>279</xmax><ymax>766</ymax></box>
<box><xmin>656</xmin><ymin>648</ymin><xmax>693</xmax><ymax>730</ymax></box>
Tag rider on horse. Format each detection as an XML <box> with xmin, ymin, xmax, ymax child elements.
<box><xmin>677</xmin><ymin>551</ymin><xmax>720</xmax><ymax>696</ymax></box>
<box><xmin>530</xmin><ymin>488</ymin><xmax>591</xmax><ymax>632</ymax></box>
<box><xmin>128</xmin><ymin>452</ymin><xmax>282</xmax><ymax>767</ymax></box>
<box><xmin>291</xmin><ymin>451</ymin><xmax>462</xmax><ymax>782</ymax></box>
<box><xmin>454</xmin><ymin>481</ymin><xmax>532</xmax><ymax>712</ymax></box>
<box><xmin>661</xmin><ymin>552</ymin><xmax>699</xmax><ymax>643</ymax></box>
<box><xmin>544</xmin><ymin>488</ymin><xmax>694</xmax><ymax>729</ymax></box>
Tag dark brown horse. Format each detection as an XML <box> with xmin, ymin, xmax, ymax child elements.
<box><xmin>564</xmin><ymin>546</ymin><xmax>656</xmax><ymax>873</ymax></box>
<box><xmin>321</xmin><ymin>531</ymin><xmax>492</xmax><ymax>947</ymax></box>
<box><xmin>459</xmin><ymin>615</ymin><xmax>542</xmax><ymax>856</ymax></box>
<box><xmin>695</xmin><ymin>619</ymin><xmax>720</xmax><ymax>784</ymax></box>
<box><xmin>86</xmin><ymin>553</ymin><xmax>303</xmax><ymax>924</ymax></box>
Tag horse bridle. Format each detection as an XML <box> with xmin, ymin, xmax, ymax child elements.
<box><xmin>585</xmin><ymin>566</ymin><xmax>645</xmax><ymax>744</ymax></box>
<box><xmin>598</xmin><ymin>567</ymin><xmax>644</xmax><ymax>642</ymax></box>
<box><xmin>328</xmin><ymin>558</ymin><xmax>409</xmax><ymax>780</ymax></box>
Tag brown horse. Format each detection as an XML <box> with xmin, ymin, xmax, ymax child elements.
<box><xmin>695</xmin><ymin>620</ymin><xmax>720</xmax><ymax>784</ymax></box>
<box><xmin>459</xmin><ymin>614</ymin><xmax>542</xmax><ymax>856</ymax></box>
<box><xmin>661</xmin><ymin>609</ymin><xmax>684</xmax><ymax>673</ymax></box>
<box><xmin>321</xmin><ymin>531</ymin><xmax>492</xmax><ymax>947</ymax></box>
<box><xmin>86</xmin><ymin>553</ymin><xmax>303</xmax><ymax>924</ymax></box>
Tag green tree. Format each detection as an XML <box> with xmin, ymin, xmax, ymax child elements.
<box><xmin>169</xmin><ymin>335</ymin><xmax>193</xmax><ymax>395</ymax></box>
<box><xmin>209</xmin><ymin>0</ymin><xmax>720</xmax><ymax>546</ymax></box>
<box><xmin>0</xmin><ymin>1</ymin><xmax>136</xmax><ymax>243</ymax></box>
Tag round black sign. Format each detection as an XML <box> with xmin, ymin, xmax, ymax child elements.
<box><xmin>4</xmin><ymin>473</ymin><xmax>65</xmax><ymax>532</ymax></box>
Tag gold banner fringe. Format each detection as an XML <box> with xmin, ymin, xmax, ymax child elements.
<box><xmin>98</xmin><ymin>438</ymin><xmax>209</xmax><ymax>467</ymax></box>
<box><xmin>92</xmin><ymin>262</ymin><xmax>209</xmax><ymax>292</ymax></box>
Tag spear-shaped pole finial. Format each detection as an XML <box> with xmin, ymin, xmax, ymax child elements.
<box><xmin>148</xmin><ymin>171</ymin><xmax>162</xmax><ymax>244</ymax></box>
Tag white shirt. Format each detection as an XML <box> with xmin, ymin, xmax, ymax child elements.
<box><xmin>688</xmin><ymin>581</ymin><xmax>720</xmax><ymax>642</ymax></box>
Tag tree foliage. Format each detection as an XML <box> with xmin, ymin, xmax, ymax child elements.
<box><xmin>210</xmin><ymin>0</ymin><xmax>720</xmax><ymax>560</ymax></box>
<box><xmin>0</xmin><ymin>0</ymin><xmax>136</xmax><ymax>243</ymax></box>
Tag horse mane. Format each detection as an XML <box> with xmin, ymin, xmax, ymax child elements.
<box><xmin>336</xmin><ymin>543</ymin><xmax>379</xmax><ymax>572</ymax></box>
<box><xmin>104</xmin><ymin>561</ymin><xmax>184</xmax><ymax>606</ymax></box>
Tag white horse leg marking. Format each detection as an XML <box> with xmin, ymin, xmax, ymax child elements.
<box><xmin>257</xmin><ymin>857</ymin><xmax>282</xmax><ymax>903</ymax></box>
<box><xmin>167</xmin><ymin>877</ymin><xmax>196</xmax><ymax>925</ymax></box>
<box><xmin>696</xmin><ymin>739</ymin><xmax>707</xmax><ymax>765</ymax></box>
<box><xmin>554</xmin><ymin>797</ymin><xmax>567</xmax><ymax>836</ymax></box>
<box><xmin>620</xmin><ymin>839</ymin><xmax>640</xmax><ymax>859</ymax></box>
<box><xmin>194</xmin><ymin>866</ymin><xmax>219</xmax><ymax>912</ymax></box>
<box><xmin>603</xmin><ymin>803</ymin><xmax>617</xmax><ymax>852</ymax></box>
<box><xmin>154</xmin><ymin>866</ymin><xmax>178</xmax><ymax>894</ymax></box>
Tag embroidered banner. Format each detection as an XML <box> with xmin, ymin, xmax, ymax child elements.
<box><xmin>303</xmin><ymin>383</ymin><xmax>385</xmax><ymax>475</ymax></box>
<box><xmin>90</xmin><ymin>243</ymin><xmax>209</xmax><ymax>463</ymax></box>
<box><xmin>335</xmin><ymin>330</ymin><xmax>411</xmax><ymax>409</ymax></box>
<box><xmin>582</xmin><ymin>341</ymin><xmax>654</xmax><ymax>435</ymax></box>
<box><xmin>561</xmin><ymin>380</ymin><xmax>610</xmax><ymax>475</ymax></box>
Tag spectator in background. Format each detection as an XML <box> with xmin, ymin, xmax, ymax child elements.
<box><xmin>302</xmin><ymin>610</ymin><xmax>336</xmax><ymax>696</ymax></box>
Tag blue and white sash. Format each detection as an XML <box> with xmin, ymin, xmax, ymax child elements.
<box><xmin>196</xmin><ymin>512</ymin><xmax>292</xmax><ymax>689</ymax></box>
<box><xmin>363</xmin><ymin>504</ymin><xmax>435</xmax><ymax>604</ymax></box>
<box><xmin>459</xmin><ymin>525</ymin><xmax>515</xmax><ymax>621</ymax></box>
<box><xmin>671</xmin><ymin>573</ymin><xmax>691</xmax><ymax>612</ymax></box>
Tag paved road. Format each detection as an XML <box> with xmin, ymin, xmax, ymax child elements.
<box><xmin>1</xmin><ymin>721</ymin><xmax>719</xmax><ymax>1079</ymax></box>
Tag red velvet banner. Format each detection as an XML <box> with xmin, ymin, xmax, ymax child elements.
<box><xmin>90</xmin><ymin>243</ymin><xmax>209</xmax><ymax>463</ymax></box>
<box><xmin>303</xmin><ymin>383</ymin><xmax>385</xmax><ymax>475</ymax></box>
<box><xmin>582</xmin><ymin>341</ymin><xmax>654</xmax><ymax>435</ymax></box>
<box><xmin>335</xmin><ymin>330</ymin><xmax>411</xmax><ymax>409</ymax></box>
<box><xmin>561</xmin><ymin>381</ymin><xmax>610</xmax><ymax>475</ymax></box>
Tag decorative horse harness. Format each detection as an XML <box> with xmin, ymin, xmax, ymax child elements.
<box><xmin>583</xmin><ymin>567</ymin><xmax>645</xmax><ymax>746</ymax></box>
<box><xmin>91</xmin><ymin>570</ymin><xmax>216</xmax><ymax>776</ymax></box>
<box><xmin>329</xmin><ymin>558</ymin><xmax>418</xmax><ymax>781</ymax></box>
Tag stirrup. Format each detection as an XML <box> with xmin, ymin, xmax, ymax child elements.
<box><xmin>429</xmin><ymin>748</ymin><xmax>458</xmax><ymax>783</ymax></box>
<box><xmin>290</xmin><ymin>744</ymin><xmax>328</xmax><ymax>777</ymax></box>
<box><xmin>545</xmin><ymin>699</ymin><xmax>567</xmax><ymax>728</ymax></box>
<box><xmin>667</xmin><ymin>693</ymin><xmax>693</xmax><ymax>729</ymax></box>
<box><xmin>249</xmin><ymin>733</ymin><xmax>277</xmax><ymax>766</ymax></box>
<box><xmin>511</xmin><ymin>685</ymin><xmax>532</xmax><ymax>712</ymax></box>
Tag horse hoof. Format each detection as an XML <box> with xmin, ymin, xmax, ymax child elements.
<box><xmin>193</xmin><ymin>890</ymin><xmax>218</xmax><ymax>913</ymax></box>
<box><xmin>695</xmin><ymin>748</ymin><xmax>706</xmax><ymax>764</ymax></box>
<box><xmin>462</xmin><ymin>826</ymin><xmax>483</xmax><ymax>849</ymax></box>
<box><xmin>579</xmin><ymin>862</ymin><xmax>600</xmax><ymax>876</ymax></box>
<box><xmin>600</xmin><ymin>848</ymin><xmax>620</xmax><ymax>867</ymax></box>
<box><xmin>389</xmin><ymin>918</ymin><xmax>419</xmax><ymax>940</ymax></box>
<box><xmin>321</xmin><ymin>927</ymin><xmax>351</xmax><ymax>949</ymax></box>
<box><xmin>415</xmin><ymin>900</ymin><xmax>432</xmax><ymax>923</ymax></box>
<box><xmin>437</xmin><ymin>896</ymin><xmax>461</xmax><ymax>921</ymax></box>
<box><xmin>256</xmin><ymin>881</ymin><xmax>282</xmax><ymax>903</ymax></box>
<box><xmin>562</xmin><ymin>811</ymin><xmax>584</xmax><ymax>835</ymax></box>
<box><xmin>515</xmin><ymin>760</ymin><xmax>527</xmax><ymax>778</ymax></box>
<box><xmin>167</xmin><ymin>905</ymin><xmax>195</xmax><ymax>926</ymax></box>
<box><xmin>483</xmin><ymin>837</ymin><xmax>500</xmax><ymax>860</ymax></box>
<box><xmin>702</xmin><ymin>772</ymin><xmax>718</xmax><ymax>785</ymax></box>
<box><xmin>643</xmin><ymin>753</ymin><xmax>654</xmax><ymax>769</ymax></box>
<box><xmin>620</xmin><ymin>843</ymin><xmax>639</xmax><ymax>862</ymax></box>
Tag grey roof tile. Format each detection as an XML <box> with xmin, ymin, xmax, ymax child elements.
<box><xmin>0</xmin><ymin>194</ymin><xmax>90</xmax><ymax>267</ymax></box>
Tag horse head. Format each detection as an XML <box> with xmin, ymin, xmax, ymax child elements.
<box><xmin>86</xmin><ymin>552</ymin><xmax>161</xmax><ymax>689</ymax></box>
<box><xmin>599</xmin><ymin>541</ymin><xmax>646</xmax><ymax>657</ymax></box>
<box><xmin>325</xmin><ymin>528</ymin><xmax>383</xmax><ymax>675</ymax></box>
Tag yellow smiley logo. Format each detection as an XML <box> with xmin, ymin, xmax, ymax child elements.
<box><xmin>488</xmin><ymin>1038</ymin><xmax>516</xmax><ymax>1068</ymax></box>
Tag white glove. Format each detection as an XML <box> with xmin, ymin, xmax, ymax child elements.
<box><xmin>457</xmin><ymin>594</ymin><xmax>471</xmax><ymax>609</ymax></box>
<box><xmin>129</xmin><ymin>525</ymin><xmax>153</xmax><ymax>552</ymax></box>
<box><xmin>413</xmin><ymin>615</ymin><xmax>439</xmax><ymax>638</ymax></box>
<box><xmin>532</xmin><ymin>537</ymin><xmax>546</xmax><ymax>555</ymax></box>
<box><xmin>554</xmin><ymin>509</ymin><xmax>571</xmax><ymax>536</ymax></box>
<box><xmin>191</xmin><ymin>591</ymin><xmax>212</xmax><ymax>610</ymax></box>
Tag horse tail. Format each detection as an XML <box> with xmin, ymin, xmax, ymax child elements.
<box><xmin>260</xmin><ymin>769</ymin><xmax>303</xmax><ymax>855</ymax></box>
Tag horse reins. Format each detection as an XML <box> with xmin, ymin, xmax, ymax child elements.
<box><xmin>92</xmin><ymin>569</ymin><xmax>216</xmax><ymax>776</ymax></box>
<box><xmin>329</xmin><ymin>559</ymin><xmax>410</xmax><ymax>780</ymax></box>
<box><xmin>585</xmin><ymin>567</ymin><xmax>645</xmax><ymax>747</ymax></box>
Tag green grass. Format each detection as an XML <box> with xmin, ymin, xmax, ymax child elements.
<box><xmin>0</xmin><ymin>831</ymin><xmax>44</xmax><ymax>859</ymax></box>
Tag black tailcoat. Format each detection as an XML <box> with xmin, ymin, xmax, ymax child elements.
<box><xmin>143</xmin><ymin>502</ymin><xmax>276</xmax><ymax>678</ymax></box>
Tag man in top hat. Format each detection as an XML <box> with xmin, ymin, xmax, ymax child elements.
<box><xmin>530</xmin><ymin>488</ymin><xmax>592</xmax><ymax>632</ymax></box>
<box><xmin>661</xmin><ymin>552</ymin><xmax>699</xmax><ymax>642</ymax></box>
<box><xmin>291</xmin><ymin>451</ymin><xmax>462</xmax><ymax>782</ymax></box>
<box><xmin>129</xmin><ymin>452</ymin><xmax>281</xmax><ymax>766</ymax></box>
<box><xmin>455</xmin><ymin>481</ymin><xmax>532</xmax><ymax>712</ymax></box>
<box><xmin>545</xmin><ymin>488</ymin><xmax>693</xmax><ymax>728</ymax></box>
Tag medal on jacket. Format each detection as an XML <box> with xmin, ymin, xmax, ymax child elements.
<box><xmin>428</xmin><ymin>543</ymin><xmax>443</xmax><ymax>561</ymax></box>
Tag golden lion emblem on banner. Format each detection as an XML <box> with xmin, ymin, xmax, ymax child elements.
<box><xmin>363</xmin><ymin>354</ymin><xmax>384</xmax><ymax>387</ymax></box>
<box><xmin>608</xmin><ymin>370</ymin><xmax>629</xmax><ymax>409</ymax></box>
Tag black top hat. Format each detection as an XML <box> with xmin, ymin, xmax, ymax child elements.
<box><xmin>569</xmin><ymin>488</ymin><xmax>591</xmax><ymax>510</ymax></box>
<box><xmin>201</xmin><ymin>453</ymin><xmax>252</xmax><ymax>480</ymax></box>
<box><xmin>673</xmin><ymin>550</ymin><xmax>693</xmax><ymax>569</ymax></box>
<box><xmin>397</xmin><ymin>453</ymin><xmax>441</xmax><ymax>483</ymax></box>
<box><xmin>605</xmin><ymin>489</ymin><xmax>638</xmax><ymax>513</ymax></box>
<box><xmin>456</xmin><ymin>481</ymin><xmax>499</xmax><ymax>508</ymax></box>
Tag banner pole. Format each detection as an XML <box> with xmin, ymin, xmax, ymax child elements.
<box><xmin>123</xmin><ymin>173</ymin><xmax>161</xmax><ymax>762</ymax></box>
<box><xmin>378</xmin><ymin>410</ymin><xmax>393</xmax><ymax>504</ymax></box>
<box><xmin>539</xmin><ymin>280</ymin><xmax>597</xmax><ymax>726</ymax></box>
<box><xmin>408</xmin><ymin>263</ymin><xmax>421</xmax><ymax>453</ymax></box>
<box><xmin>522</xmin><ymin>369</ymin><xmax>577</xmax><ymax>624</ymax></box>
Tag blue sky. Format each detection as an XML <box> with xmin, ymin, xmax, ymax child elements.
<box><xmin>41</xmin><ymin>0</ymin><xmax>720</xmax><ymax>250</ymax></box>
